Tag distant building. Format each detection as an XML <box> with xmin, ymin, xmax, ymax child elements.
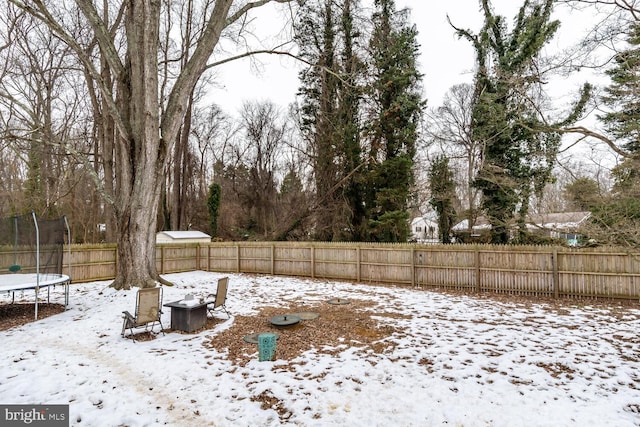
<box><xmin>452</xmin><ymin>216</ymin><xmax>492</xmax><ymax>233</ymax></box>
<box><xmin>156</xmin><ymin>231</ymin><xmax>211</xmax><ymax>244</ymax></box>
<box><xmin>452</xmin><ymin>211</ymin><xmax>591</xmax><ymax>245</ymax></box>
<box><xmin>451</xmin><ymin>216</ymin><xmax>492</xmax><ymax>243</ymax></box>
<box><xmin>525</xmin><ymin>211</ymin><xmax>591</xmax><ymax>245</ymax></box>
<box><xmin>410</xmin><ymin>217</ymin><xmax>439</xmax><ymax>243</ymax></box>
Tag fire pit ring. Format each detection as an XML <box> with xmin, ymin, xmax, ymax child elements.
<box><xmin>270</xmin><ymin>314</ymin><xmax>301</xmax><ymax>327</ymax></box>
<box><xmin>243</xmin><ymin>333</ymin><xmax>280</xmax><ymax>344</ymax></box>
<box><xmin>326</xmin><ymin>298</ymin><xmax>350</xmax><ymax>305</ymax></box>
<box><xmin>292</xmin><ymin>311</ymin><xmax>319</xmax><ymax>320</ymax></box>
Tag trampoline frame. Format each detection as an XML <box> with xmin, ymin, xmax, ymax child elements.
<box><xmin>0</xmin><ymin>212</ymin><xmax>72</xmax><ymax>319</ymax></box>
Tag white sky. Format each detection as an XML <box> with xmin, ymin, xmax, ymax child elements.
<box><xmin>207</xmin><ymin>0</ymin><xmax>620</xmax><ymax>170</ymax></box>
<box><xmin>2</xmin><ymin>270</ymin><xmax>640</xmax><ymax>425</ymax></box>
<box><xmin>210</xmin><ymin>0</ymin><xmax>601</xmax><ymax>114</ymax></box>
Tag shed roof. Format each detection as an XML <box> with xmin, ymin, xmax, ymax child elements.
<box><xmin>157</xmin><ymin>231</ymin><xmax>211</xmax><ymax>240</ymax></box>
<box><xmin>526</xmin><ymin>211</ymin><xmax>591</xmax><ymax>230</ymax></box>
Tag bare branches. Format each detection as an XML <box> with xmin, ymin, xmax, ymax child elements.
<box><xmin>74</xmin><ymin>0</ymin><xmax>124</xmax><ymax>76</ymax></box>
<box><xmin>8</xmin><ymin>0</ymin><xmax>129</xmax><ymax>141</ymax></box>
<box><xmin>555</xmin><ymin>125</ymin><xmax>634</xmax><ymax>157</ymax></box>
<box><xmin>226</xmin><ymin>0</ymin><xmax>293</xmax><ymax>27</ymax></box>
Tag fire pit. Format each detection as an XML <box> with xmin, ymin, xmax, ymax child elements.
<box><xmin>326</xmin><ymin>298</ymin><xmax>350</xmax><ymax>305</ymax></box>
<box><xmin>270</xmin><ymin>314</ymin><xmax>301</xmax><ymax>327</ymax></box>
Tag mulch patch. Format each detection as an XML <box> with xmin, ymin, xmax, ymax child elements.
<box><xmin>0</xmin><ymin>303</ymin><xmax>65</xmax><ymax>331</ymax></box>
<box><xmin>123</xmin><ymin>316</ymin><xmax>227</xmax><ymax>341</ymax></box>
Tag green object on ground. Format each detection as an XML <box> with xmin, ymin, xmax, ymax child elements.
<box><xmin>258</xmin><ymin>333</ymin><xmax>277</xmax><ymax>361</ymax></box>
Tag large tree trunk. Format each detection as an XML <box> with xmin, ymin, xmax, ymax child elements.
<box><xmin>114</xmin><ymin>201</ymin><xmax>161</xmax><ymax>289</ymax></box>
<box><xmin>111</xmin><ymin>0</ymin><xmax>236</xmax><ymax>289</ymax></box>
<box><xmin>12</xmin><ymin>0</ymin><xmax>281</xmax><ymax>289</ymax></box>
<box><xmin>110</xmin><ymin>0</ymin><xmax>164</xmax><ymax>289</ymax></box>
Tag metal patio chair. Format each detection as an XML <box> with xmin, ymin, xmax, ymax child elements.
<box><xmin>206</xmin><ymin>277</ymin><xmax>230</xmax><ymax>319</ymax></box>
<box><xmin>121</xmin><ymin>286</ymin><xmax>165</xmax><ymax>341</ymax></box>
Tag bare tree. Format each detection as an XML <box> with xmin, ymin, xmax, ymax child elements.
<box><xmin>0</xmin><ymin>4</ymin><xmax>94</xmax><ymax>227</ymax></box>
<box><xmin>10</xmin><ymin>0</ymin><xmax>295</xmax><ymax>289</ymax></box>
<box><xmin>424</xmin><ymin>83</ymin><xmax>481</xmax><ymax>229</ymax></box>
<box><xmin>191</xmin><ymin>103</ymin><xmax>236</xmax><ymax>199</ymax></box>
<box><xmin>238</xmin><ymin>100</ymin><xmax>287</xmax><ymax>238</ymax></box>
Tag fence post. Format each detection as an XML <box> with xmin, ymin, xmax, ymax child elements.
<box><xmin>475</xmin><ymin>249</ymin><xmax>481</xmax><ymax>293</ymax></box>
<box><xmin>161</xmin><ymin>246</ymin><xmax>165</xmax><ymax>274</ymax></box>
<box><xmin>271</xmin><ymin>244</ymin><xmax>275</xmax><ymax>275</ymax></box>
<box><xmin>357</xmin><ymin>246</ymin><xmax>361</xmax><ymax>282</ymax></box>
<box><xmin>552</xmin><ymin>249</ymin><xmax>559</xmax><ymax>299</ymax></box>
<box><xmin>411</xmin><ymin>247</ymin><xmax>415</xmax><ymax>287</ymax></box>
<box><xmin>311</xmin><ymin>246</ymin><xmax>315</xmax><ymax>279</ymax></box>
<box><xmin>196</xmin><ymin>244</ymin><xmax>201</xmax><ymax>271</ymax></box>
<box><xmin>236</xmin><ymin>244</ymin><xmax>240</xmax><ymax>273</ymax></box>
<box><xmin>207</xmin><ymin>245</ymin><xmax>211</xmax><ymax>272</ymax></box>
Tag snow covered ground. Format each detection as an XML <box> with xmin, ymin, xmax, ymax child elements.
<box><xmin>1</xmin><ymin>270</ymin><xmax>640</xmax><ymax>426</ymax></box>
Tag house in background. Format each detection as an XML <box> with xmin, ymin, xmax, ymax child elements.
<box><xmin>525</xmin><ymin>211</ymin><xmax>591</xmax><ymax>246</ymax></box>
<box><xmin>452</xmin><ymin>211</ymin><xmax>591</xmax><ymax>245</ymax></box>
<box><xmin>156</xmin><ymin>230</ymin><xmax>211</xmax><ymax>244</ymax></box>
<box><xmin>410</xmin><ymin>216</ymin><xmax>439</xmax><ymax>243</ymax></box>
<box><xmin>451</xmin><ymin>216</ymin><xmax>492</xmax><ymax>243</ymax></box>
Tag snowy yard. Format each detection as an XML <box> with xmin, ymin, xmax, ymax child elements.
<box><xmin>1</xmin><ymin>270</ymin><xmax>640</xmax><ymax>426</ymax></box>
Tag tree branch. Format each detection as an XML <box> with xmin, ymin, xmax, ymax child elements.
<box><xmin>8</xmin><ymin>0</ymin><xmax>130</xmax><ymax>141</ymax></box>
<box><xmin>226</xmin><ymin>0</ymin><xmax>293</xmax><ymax>27</ymax></box>
<box><xmin>555</xmin><ymin>125</ymin><xmax>634</xmax><ymax>158</ymax></box>
<box><xmin>74</xmin><ymin>0</ymin><xmax>125</xmax><ymax>76</ymax></box>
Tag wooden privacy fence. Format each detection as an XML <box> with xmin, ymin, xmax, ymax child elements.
<box><xmin>5</xmin><ymin>242</ymin><xmax>640</xmax><ymax>300</ymax></box>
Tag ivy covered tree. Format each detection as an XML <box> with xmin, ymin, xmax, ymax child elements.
<box><xmin>453</xmin><ymin>0</ymin><xmax>589</xmax><ymax>243</ymax></box>
<box><xmin>338</xmin><ymin>0</ymin><xmax>367</xmax><ymax>241</ymax></box>
<box><xmin>295</xmin><ymin>0</ymin><xmax>365</xmax><ymax>241</ymax></box>
<box><xmin>207</xmin><ymin>182</ymin><xmax>221</xmax><ymax>238</ymax></box>
<box><xmin>428</xmin><ymin>155</ymin><xmax>457</xmax><ymax>243</ymax></box>
<box><xmin>365</xmin><ymin>0</ymin><xmax>424</xmax><ymax>242</ymax></box>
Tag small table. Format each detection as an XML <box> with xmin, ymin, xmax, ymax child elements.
<box><xmin>163</xmin><ymin>300</ymin><xmax>208</xmax><ymax>333</ymax></box>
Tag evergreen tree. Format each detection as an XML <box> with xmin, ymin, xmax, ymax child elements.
<box><xmin>564</xmin><ymin>177</ymin><xmax>602</xmax><ymax>211</ymax></box>
<box><xmin>295</xmin><ymin>0</ymin><xmax>365</xmax><ymax>241</ymax></box>
<box><xmin>598</xmin><ymin>22</ymin><xmax>640</xmax><ymax>226</ymax></box>
<box><xmin>428</xmin><ymin>155</ymin><xmax>457</xmax><ymax>243</ymax></box>
<box><xmin>600</xmin><ymin>23</ymin><xmax>640</xmax><ymax>154</ymax></box>
<box><xmin>275</xmin><ymin>165</ymin><xmax>310</xmax><ymax>241</ymax></box>
<box><xmin>581</xmin><ymin>22</ymin><xmax>640</xmax><ymax>247</ymax></box>
<box><xmin>207</xmin><ymin>183</ymin><xmax>221</xmax><ymax>238</ymax></box>
<box><xmin>454</xmin><ymin>0</ymin><xmax>587</xmax><ymax>243</ymax></box>
<box><xmin>365</xmin><ymin>0</ymin><xmax>424</xmax><ymax>242</ymax></box>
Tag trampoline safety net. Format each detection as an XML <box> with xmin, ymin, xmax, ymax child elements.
<box><xmin>0</xmin><ymin>212</ymin><xmax>68</xmax><ymax>276</ymax></box>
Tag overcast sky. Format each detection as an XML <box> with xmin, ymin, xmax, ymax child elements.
<box><xmin>208</xmin><ymin>0</ymin><xmax>605</xmax><ymax>116</ymax></box>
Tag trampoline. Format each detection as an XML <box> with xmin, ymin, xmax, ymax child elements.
<box><xmin>0</xmin><ymin>212</ymin><xmax>71</xmax><ymax>319</ymax></box>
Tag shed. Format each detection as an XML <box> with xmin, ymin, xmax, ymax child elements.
<box><xmin>156</xmin><ymin>231</ymin><xmax>211</xmax><ymax>244</ymax></box>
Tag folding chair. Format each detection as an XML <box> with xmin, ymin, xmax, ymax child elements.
<box><xmin>206</xmin><ymin>277</ymin><xmax>230</xmax><ymax>319</ymax></box>
<box><xmin>122</xmin><ymin>286</ymin><xmax>165</xmax><ymax>341</ymax></box>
